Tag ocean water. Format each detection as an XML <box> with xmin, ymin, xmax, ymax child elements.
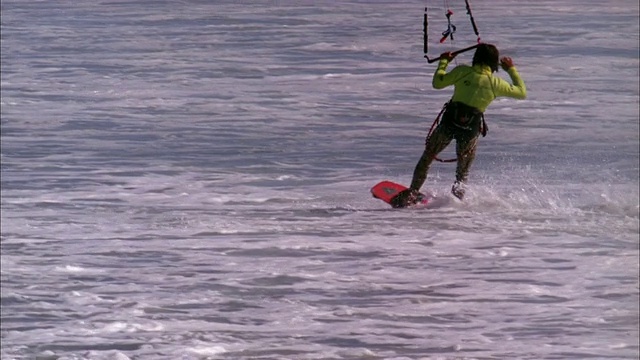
<box><xmin>1</xmin><ymin>1</ymin><xmax>638</xmax><ymax>359</ymax></box>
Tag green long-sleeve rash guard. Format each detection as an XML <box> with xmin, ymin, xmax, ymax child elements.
<box><xmin>432</xmin><ymin>59</ymin><xmax>527</xmax><ymax>112</ymax></box>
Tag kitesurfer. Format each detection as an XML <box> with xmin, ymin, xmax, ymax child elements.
<box><xmin>392</xmin><ymin>43</ymin><xmax>526</xmax><ymax>207</ymax></box>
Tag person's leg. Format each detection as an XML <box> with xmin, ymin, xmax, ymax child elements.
<box><xmin>409</xmin><ymin>127</ymin><xmax>452</xmax><ymax>191</ymax></box>
<box><xmin>452</xmin><ymin>134</ymin><xmax>479</xmax><ymax>199</ymax></box>
<box><xmin>391</xmin><ymin>127</ymin><xmax>453</xmax><ymax>208</ymax></box>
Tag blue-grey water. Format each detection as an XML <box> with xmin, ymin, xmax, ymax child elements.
<box><xmin>1</xmin><ymin>1</ymin><xmax>638</xmax><ymax>359</ymax></box>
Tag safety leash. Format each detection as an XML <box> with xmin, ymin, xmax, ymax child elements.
<box><xmin>426</xmin><ymin>102</ymin><xmax>485</xmax><ymax>163</ymax></box>
<box><xmin>426</xmin><ymin>102</ymin><xmax>458</xmax><ymax>163</ymax></box>
<box><xmin>440</xmin><ymin>9</ymin><xmax>456</xmax><ymax>43</ymax></box>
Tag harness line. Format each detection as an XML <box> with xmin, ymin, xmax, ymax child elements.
<box><xmin>465</xmin><ymin>0</ymin><xmax>481</xmax><ymax>43</ymax></box>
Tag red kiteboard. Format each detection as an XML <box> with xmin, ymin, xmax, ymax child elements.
<box><xmin>371</xmin><ymin>180</ymin><xmax>429</xmax><ymax>208</ymax></box>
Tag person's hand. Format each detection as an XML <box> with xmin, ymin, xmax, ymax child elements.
<box><xmin>500</xmin><ymin>56</ymin><xmax>514</xmax><ymax>71</ymax></box>
<box><xmin>440</xmin><ymin>51</ymin><xmax>455</xmax><ymax>61</ymax></box>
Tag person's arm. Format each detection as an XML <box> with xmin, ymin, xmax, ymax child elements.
<box><xmin>493</xmin><ymin>57</ymin><xmax>527</xmax><ymax>99</ymax></box>
<box><xmin>432</xmin><ymin>52</ymin><xmax>466</xmax><ymax>89</ymax></box>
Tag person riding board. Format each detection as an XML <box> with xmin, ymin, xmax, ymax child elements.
<box><xmin>392</xmin><ymin>43</ymin><xmax>526</xmax><ymax>208</ymax></box>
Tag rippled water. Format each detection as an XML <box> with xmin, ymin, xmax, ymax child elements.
<box><xmin>1</xmin><ymin>1</ymin><xmax>638</xmax><ymax>359</ymax></box>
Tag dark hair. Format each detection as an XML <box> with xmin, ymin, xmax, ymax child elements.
<box><xmin>472</xmin><ymin>44</ymin><xmax>499</xmax><ymax>73</ymax></box>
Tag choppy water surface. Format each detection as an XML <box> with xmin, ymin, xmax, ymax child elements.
<box><xmin>1</xmin><ymin>1</ymin><xmax>638</xmax><ymax>359</ymax></box>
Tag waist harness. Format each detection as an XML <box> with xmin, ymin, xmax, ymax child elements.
<box><xmin>443</xmin><ymin>101</ymin><xmax>487</xmax><ymax>136</ymax></box>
